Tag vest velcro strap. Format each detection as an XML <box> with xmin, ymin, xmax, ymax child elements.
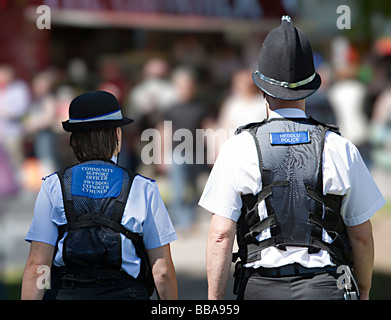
<box><xmin>111</xmin><ymin>200</ymin><xmax>126</xmax><ymax>222</ymax></box>
<box><xmin>247</xmin><ymin>238</ymin><xmax>276</xmax><ymax>263</ymax></box>
<box><xmin>271</xmin><ymin>181</ymin><xmax>289</xmax><ymax>187</ymax></box>
<box><xmin>309</xmin><ymin>212</ymin><xmax>345</xmax><ymax>234</ymax></box>
<box><xmin>244</xmin><ymin>215</ymin><xmax>277</xmax><ymax>244</ymax></box>
<box><xmin>242</xmin><ymin>194</ymin><xmax>258</xmax><ymax>211</ymax></box>
<box><xmin>67</xmin><ymin>214</ymin><xmax>112</xmax><ymax>229</ymax></box>
<box><xmin>257</xmin><ymin>185</ymin><xmax>273</xmax><ymax>203</ymax></box>
<box><xmin>310</xmin><ymin>237</ymin><xmax>351</xmax><ymax>265</ymax></box>
<box><xmin>306</xmin><ymin>186</ymin><xmax>342</xmax><ymax>214</ymax></box>
<box><xmin>250</xmin><ymin>215</ymin><xmax>276</xmax><ymax>233</ymax></box>
<box><xmin>309</xmin><ymin>215</ymin><xmax>323</xmax><ymax>254</ymax></box>
<box><xmin>254</xmin><ymin>181</ymin><xmax>289</xmax><ymax>205</ymax></box>
<box><xmin>244</xmin><ymin>204</ymin><xmax>259</xmax><ymax>227</ymax></box>
<box><xmin>242</xmin><ymin>182</ymin><xmax>288</xmax><ymax>224</ymax></box>
<box><xmin>67</xmin><ymin>213</ymin><xmax>142</xmax><ymax>243</ymax></box>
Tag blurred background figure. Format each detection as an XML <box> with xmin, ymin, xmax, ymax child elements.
<box><xmin>98</xmin><ymin>57</ymin><xmax>128</xmax><ymax>105</ymax></box>
<box><xmin>328</xmin><ymin>37</ymin><xmax>370</xmax><ymax>164</ymax></box>
<box><xmin>128</xmin><ymin>57</ymin><xmax>178</xmax><ymax>173</ymax></box>
<box><xmin>159</xmin><ymin>66</ymin><xmax>210</xmax><ymax>234</ymax></box>
<box><xmin>217</xmin><ymin>68</ymin><xmax>266</xmax><ymax>147</ymax></box>
<box><xmin>129</xmin><ymin>57</ymin><xmax>177</xmax><ymax>130</ymax></box>
<box><xmin>0</xmin><ymin>64</ymin><xmax>30</xmax><ymax>300</ymax></box>
<box><xmin>370</xmin><ymin>85</ymin><xmax>391</xmax><ymax>171</ymax></box>
<box><xmin>51</xmin><ymin>85</ymin><xmax>75</xmax><ymax>168</ymax></box>
<box><xmin>368</xmin><ymin>35</ymin><xmax>391</xmax><ymax>173</ymax></box>
<box><xmin>305</xmin><ymin>53</ymin><xmax>337</xmax><ymax>125</ymax></box>
<box><xmin>23</xmin><ymin>70</ymin><xmax>59</xmax><ymax>179</ymax></box>
<box><xmin>209</xmin><ymin>48</ymin><xmax>242</xmax><ymax>90</ymax></box>
<box><xmin>0</xmin><ymin>64</ymin><xmax>30</xmax><ymax>189</ymax></box>
<box><xmin>173</xmin><ymin>35</ymin><xmax>208</xmax><ymax>70</ymax></box>
<box><xmin>0</xmin><ymin>144</ymin><xmax>19</xmax><ymax>204</ymax></box>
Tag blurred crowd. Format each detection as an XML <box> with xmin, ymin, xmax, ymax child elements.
<box><xmin>1</xmin><ymin>34</ymin><xmax>391</xmax><ymax>234</ymax></box>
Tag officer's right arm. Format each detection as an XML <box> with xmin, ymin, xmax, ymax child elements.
<box><xmin>199</xmin><ymin>133</ymin><xmax>255</xmax><ymax>299</ymax></box>
<box><xmin>147</xmin><ymin>244</ymin><xmax>178</xmax><ymax>300</ymax></box>
<box><xmin>206</xmin><ymin>214</ymin><xmax>236</xmax><ymax>300</ymax></box>
<box><xmin>21</xmin><ymin>241</ymin><xmax>54</xmax><ymax>300</ymax></box>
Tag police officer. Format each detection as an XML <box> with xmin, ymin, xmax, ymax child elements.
<box><xmin>199</xmin><ymin>17</ymin><xmax>385</xmax><ymax>300</ymax></box>
<box><xmin>22</xmin><ymin>90</ymin><xmax>178</xmax><ymax>300</ymax></box>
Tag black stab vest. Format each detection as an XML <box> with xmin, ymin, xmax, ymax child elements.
<box><xmin>234</xmin><ymin>117</ymin><xmax>352</xmax><ymax>266</ymax></box>
<box><xmin>56</xmin><ymin>160</ymin><xmax>154</xmax><ymax>294</ymax></box>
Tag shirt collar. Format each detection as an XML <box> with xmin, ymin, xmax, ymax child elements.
<box><xmin>111</xmin><ymin>155</ymin><xmax>118</xmax><ymax>164</ymax></box>
<box><xmin>268</xmin><ymin>108</ymin><xmax>307</xmax><ymax>120</ymax></box>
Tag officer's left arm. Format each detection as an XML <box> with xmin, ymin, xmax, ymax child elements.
<box><xmin>346</xmin><ymin>220</ymin><xmax>374</xmax><ymax>300</ymax></box>
<box><xmin>337</xmin><ymin>139</ymin><xmax>385</xmax><ymax>300</ymax></box>
<box><xmin>21</xmin><ymin>241</ymin><xmax>54</xmax><ymax>300</ymax></box>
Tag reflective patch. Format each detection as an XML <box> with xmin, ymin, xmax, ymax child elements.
<box><xmin>270</xmin><ymin>131</ymin><xmax>310</xmax><ymax>145</ymax></box>
<box><xmin>71</xmin><ymin>164</ymin><xmax>123</xmax><ymax>198</ymax></box>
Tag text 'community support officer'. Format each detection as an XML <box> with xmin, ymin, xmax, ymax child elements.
<box><xmin>199</xmin><ymin>16</ymin><xmax>385</xmax><ymax>300</ymax></box>
<box><xmin>22</xmin><ymin>90</ymin><xmax>178</xmax><ymax>300</ymax></box>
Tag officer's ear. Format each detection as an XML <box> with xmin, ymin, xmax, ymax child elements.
<box><xmin>115</xmin><ymin>127</ymin><xmax>122</xmax><ymax>155</ymax></box>
<box><xmin>115</xmin><ymin>127</ymin><xmax>122</xmax><ymax>140</ymax></box>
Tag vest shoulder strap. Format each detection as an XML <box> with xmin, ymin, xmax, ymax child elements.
<box><xmin>307</xmin><ymin>116</ymin><xmax>341</xmax><ymax>135</ymax></box>
<box><xmin>235</xmin><ymin>119</ymin><xmax>268</xmax><ymax>135</ymax></box>
<box><xmin>236</xmin><ymin>116</ymin><xmax>341</xmax><ymax>136</ymax></box>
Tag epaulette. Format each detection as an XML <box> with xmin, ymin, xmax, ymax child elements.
<box><xmin>235</xmin><ymin>119</ymin><xmax>268</xmax><ymax>135</ymax></box>
<box><xmin>307</xmin><ymin>116</ymin><xmax>341</xmax><ymax>135</ymax></box>
<box><xmin>42</xmin><ymin>172</ymin><xmax>56</xmax><ymax>181</ymax></box>
<box><xmin>324</xmin><ymin>123</ymin><xmax>340</xmax><ymax>135</ymax></box>
<box><xmin>136</xmin><ymin>174</ymin><xmax>156</xmax><ymax>183</ymax></box>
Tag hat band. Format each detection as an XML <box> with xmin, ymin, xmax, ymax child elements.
<box><xmin>69</xmin><ymin>109</ymin><xmax>123</xmax><ymax>123</ymax></box>
<box><xmin>254</xmin><ymin>70</ymin><xmax>316</xmax><ymax>89</ymax></box>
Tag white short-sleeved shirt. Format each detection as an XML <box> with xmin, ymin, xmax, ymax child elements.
<box><xmin>199</xmin><ymin>108</ymin><xmax>385</xmax><ymax>268</ymax></box>
<box><xmin>26</xmin><ymin>170</ymin><xmax>177</xmax><ymax>278</ymax></box>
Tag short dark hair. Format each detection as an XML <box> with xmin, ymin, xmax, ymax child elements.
<box><xmin>70</xmin><ymin>127</ymin><xmax>117</xmax><ymax>162</ymax></box>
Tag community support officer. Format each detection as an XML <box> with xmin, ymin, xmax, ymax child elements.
<box><xmin>22</xmin><ymin>90</ymin><xmax>178</xmax><ymax>300</ymax></box>
<box><xmin>199</xmin><ymin>16</ymin><xmax>385</xmax><ymax>300</ymax></box>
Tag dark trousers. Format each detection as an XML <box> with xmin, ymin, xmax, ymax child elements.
<box><xmin>43</xmin><ymin>268</ymin><xmax>150</xmax><ymax>300</ymax></box>
<box><xmin>238</xmin><ymin>268</ymin><xmax>345</xmax><ymax>300</ymax></box>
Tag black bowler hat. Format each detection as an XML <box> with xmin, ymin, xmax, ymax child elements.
<box><xmin>62</xmin><ymin>90</ymin><xmax>133</xmax><ymax>132</ymax></box>
<box><xmin>252</xmin><ymin>16</ymin><xmax>321</xmax><ymax>101</ymax></box>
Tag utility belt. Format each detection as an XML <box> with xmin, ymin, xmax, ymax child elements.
<box><xmin>43</xmin><ymin>266</ymin><xmax>150</xmax><ymax>300</ymax></box>
<box><xmin>233</xmin><ymin>262</ymin><xmax>360</xmax><ymax>300</ymax></box>
<box><xmin>50</xmin><ymin>266</ymin><xmax>142</xmax><ymax>287</ymax></box>
<box><xmin>243</xmin><ymin>263</ymin><xmax>338</xmax><ymax>278</ymax></box>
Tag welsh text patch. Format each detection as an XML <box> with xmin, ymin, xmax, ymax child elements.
<box><xmin>71</xmin><ymin>164</ymin><xmax>123</xmax><ymax>198</ymax></box>
<box><xmin>270</xmin><ymin>131</ymin><xmax>310</xmax><ymax>145</ymax></box>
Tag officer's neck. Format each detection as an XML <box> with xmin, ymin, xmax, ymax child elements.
<box><xmin>265</xmin><ymin>96</ymin><xmax>305</xmax><ymax>118</ymax></box>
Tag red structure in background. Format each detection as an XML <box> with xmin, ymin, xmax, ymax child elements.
<box><xmin>0</xmin><ymin>1</ymin><xmax>50</xmax><ymax>80</ymax></box>
<box><xmin>0</xmin><ymin>0</ymin><xmax>290</xmax><ymax>81</ymax></box>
